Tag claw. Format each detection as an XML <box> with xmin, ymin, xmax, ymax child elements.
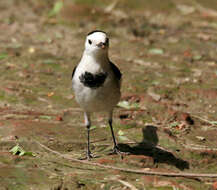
<box><xmin>109</xmin><ymin>146</ymin><xmax>129</xmax><ymax>159</ymax></box>
<box><xmin>86</xmin><ymin>150</ymin><xmax>94</xmax><ymax>160</ymax></box>
<box><xmin>79</xmin><ymin>151</ymin><xmax>94</xmax><ymax>160</ymax></box>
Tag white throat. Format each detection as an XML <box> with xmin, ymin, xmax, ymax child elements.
<box><xmin>82</xmin><ymin>49</ymin><xmax>109</xmax><ymax>66</ymax></box>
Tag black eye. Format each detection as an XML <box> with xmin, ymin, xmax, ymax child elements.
<box><xmin>88</xmin><ymin>39</ymin><xmax>92</xmax><ymax>45</ymax></box>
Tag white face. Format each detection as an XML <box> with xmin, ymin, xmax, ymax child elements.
<box><xmin>84</xmin><ymin>31</ymin><xmax>109</xmax><ymax>56</ymax></box>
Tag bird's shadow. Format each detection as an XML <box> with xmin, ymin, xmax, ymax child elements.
<box><xmin>118</xmin><ymin>125</ymin><xmax>189</xmax><ymax>170</ymax></box>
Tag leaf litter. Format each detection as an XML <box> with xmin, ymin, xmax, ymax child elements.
<box><xmin>0</xmin><ymin>0</ymin><xmax>217</xmax><ymax>189</ymax></box>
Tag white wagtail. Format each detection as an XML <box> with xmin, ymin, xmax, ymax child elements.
<box><xmin>72</xmin><ymin>30</ymin><xmax>123</xmax><ymax>159</ymax></box>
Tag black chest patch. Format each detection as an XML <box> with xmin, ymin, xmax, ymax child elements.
<box><xmin>79</xmin><ymin>71</ymin><xmax>108</xmax><ymax>88</ymax></box>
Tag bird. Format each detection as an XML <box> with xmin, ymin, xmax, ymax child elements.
<box><xmin>72</xmin><ymin>30</ymin><xmax>123</xmax><ymax>160</ymax></box>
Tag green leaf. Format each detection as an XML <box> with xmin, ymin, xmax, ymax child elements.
<box><xmin>48</xmin><ymin>1</ymin><xmax>63</xmax><ymax>17</ymax></box>
<box><xmin>39</xmin><ymin>115</ymin><xmax>52</xmax><ymax>120</ymax></box>
<box><xmin>9</xmin><ymin>144</ymin><xmax>20</xmax><ymax>154</ymax></box>
<box><xmin>43</xmin><ymin>59</ymin><xmax>56</xmax><ymax>64</ymax></box>
<box><xmin>148</xmin><ymin>48</ymin><xmax>164</xmax><ymax>55</ymax></box>
<box><xmin>0</xmin><ymin>53</ymin><xmax>8</xmax><ymax>60</ymax></box>
<box><xmin>90</xmin><ymin>126</ymin><xmax>97</xmax><ymax>130</ymax></box>
<box><xmin>55</xmin><ymin>32</ymin><xmax>63</xmax><ymax>39</ymax></box>
<box><xmin>117</xmin><ymin>101</ymin><xmax>130</xmax><ymax>109</ymax></box>
<box><xmin>118</xmin><ymin>130</ymin><xmax>129</xmax><ymax>141</ymax></box>
<box><xmin>117</xmin><ymin>101</ymin><xmax>140</xmax><ymax>109</ymax></box>
<box><xmin>19</xmin><ymin>151</ymin><xmax>25</xmax><ymax>156</ymax></box>
<box><xmin>118</xmin><ymin>136</ymin><xmax>129</xmax><ymax>141</ymax></box>
<box><xmin>169</xmin><ymin>122</ymin><xmax>179</xmax><ymax>128</ymax></box>
<box><xmin>9</xmin><ymin>144</ymin><xmax>36</xmax><ymax>157</ymax></box>
<box><xmin>118</xmin><ymin>130</ymin><xmax>124</xmax><ymax>136</ymax></box>
<box><xmin>24</xmin><ymin>152</ymin><xmax>36</xmax><ymax>157</ymax></box>
<box><xmin>10</xmin><ymin>144</ymin><xmax>25</xmax><ymax>155</ymax></box>
<box><xmin>131</xmin><ymin>103</ymin><xmax>140</xmax><ymax>109</ymax></box>
<box><xmin>211</xmin><ymin>121</ymin><xmax>217</xmax><ymax>125</ymax></box>
<box><xmin>193</xmin><ymin>55</ymin><xmax>202</xmax><ymax>61</ymax></box>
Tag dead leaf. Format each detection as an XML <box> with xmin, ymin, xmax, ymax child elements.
<box><xmin>104</xmin><ymin>0</ymin><xmax>118</xmax><ymax>13</ymax></box>
<box><xmin>213</xmin><ymin>181</ymin><xmax>217</xmax><ymax>190</ymax></box>
<box><xmin>176</xmin><ymin>4</ymin><xmax>195</xmax><ymax>15</ymax></box>
<box><xmin>206</xmin><ymin>61</ymin><xmax>216</xmax><ymax>66</ymax></box>
<box><xmin>117</xmin><ymin>179</ymin><xmax>138</xmax><ymax>190</ymax></box>
<box><xmin>66</xmin><ymin>95</ymin><xmax>74</xmax><ymax>100</ymax></box>
<box><xmin>134</xmin><ymin>59</ymin><xmax>151</xmax><ymax>66</ymax></box>
<box><xmin>147</xmin><ymin>88</ymin><xmax>161</xmax><ymax>101</ymax></box>
<box><xmin>183</xmin><ymin>49</ymin><xmax>192</xmax><ymax>57</ymax></box>
<box><xmin>154</xmin><ymin>180</ymin><xmax>172</xmax><ymax>187</ymax></box>
<box><xmin>56</xmin><ymin>116</ymin><xmax>63</xmax><ymax>121</ymax></box>
<box><xmin>47</xmin><ymin>92</ymin><xmax>54</xmax><ymax>97</ymax></box>
<box><xmin>176</xmin><ymin>122</ymin><xmax>186</xmax><ymax>130</ymax></box>
<box><xmin>197</xmin><ymin>33</ymin><xmax>211</xmax><ymax>41</ymax></box>
<box><xmin>192</xmin><ymin>68</ymin><xmax>202</xmax><ymax>77</ymax></box>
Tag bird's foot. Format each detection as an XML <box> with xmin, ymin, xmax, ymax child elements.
<box><xmin>79</xmin><ymin>151</ymin><xmax>95</xmax><ymax>160</ymax></box>
<box><xmin>86</xmin><ymin>151</ymin><xmax>94</xmax><ymax>160</ymax></box>
<box><xmin>109</xmin><ymin>146</ymin><xmax>129</xmax><ymax>159</ymax></box>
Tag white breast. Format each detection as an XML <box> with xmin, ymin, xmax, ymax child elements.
<box><xmin>72</xmin><ymin>58</ymin><xmax>121</xmax><ymax>113</ymax></box>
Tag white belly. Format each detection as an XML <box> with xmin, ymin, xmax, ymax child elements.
<box><xmin>73</xmin><ymin>78</ymin><xmax>121</xmax><ymax>112</ymax></box>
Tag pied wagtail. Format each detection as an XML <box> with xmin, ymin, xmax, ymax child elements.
<box><xmin>72</xmin><ymin>30</ymin><xmax>123</xmax><ymax>160</ymax></box>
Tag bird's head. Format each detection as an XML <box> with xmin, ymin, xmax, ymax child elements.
<box><xmin>84</xmin><ymin>30</ymin><xmax>109</xmax><ymax>58</ymax></box>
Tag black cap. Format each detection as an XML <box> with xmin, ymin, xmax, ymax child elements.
<box><xmin>87</xmin><ymin>30</ymin><xmax>106</xmax><ymax>36</ymax></box>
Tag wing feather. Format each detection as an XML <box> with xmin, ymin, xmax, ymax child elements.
<box><xmin>109</xmin><ymin>61</ymin><xmax>122</xmax><ymax>80</ymax></box>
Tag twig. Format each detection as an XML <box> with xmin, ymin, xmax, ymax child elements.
<box><xmin>64</xmin><ymin>108</ymin><xmax>83</xmax><ymax>112</ymax></box>
<box><xmin>104</xmin><ymin>0</ymin><xmax>118</xmax><ymax>13</ymax></box>
<box><xmin>192</xmin><ymin>0</ymin><xmax>217</xmax><ymax>17</ymax></box>
<box><xmin>191</xmin><ymin>114</ymin><xmax>217</xmax><ymax>126</ymax></box>
<box><xmin>0</xmin><ymin>110</ymin><xmax>58</xmax><ymax>117</ymax></box>
<box><xmin>181</xmin><ymin>143</ymin><xmax>217</xmax><ymax>152</ymax></box>
<box><xmin>35</xmin><ymin>140</ymin><xmax>217</xmax><ymax>178</ymax></box>
<box><xmin>117</xmin><ymin>179</ymin><xmax>138</xmax><ymax>190</ymax></box>
<box><xmin>118</xmin><ymin>108</ymin><xmax>147</xmax><ymax>112</ymax></box>
<box><xmin>172</xmin><ymin>0</ymin><xmax>217</xmax><ymax>18</ymax></box>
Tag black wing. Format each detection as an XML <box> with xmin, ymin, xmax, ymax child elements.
<box><xmin>109</xmin><ymin>61</ymin><xmax>122</xmax><ymax>80</ymax></box>
<box><xmin>71</xmin><ymin>66</ymin><xmax>77</xmax><ymax>79</ymax></box>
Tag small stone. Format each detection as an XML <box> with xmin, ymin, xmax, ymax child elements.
<box><xmin>196</xmin><ymin>136</ymin><xmax>206</xmax><ymax>141</ymax></box>
<box><xmin>28</xmin><ymin>47</ymin><xmax>35</xmax><ymax>53</ymax></box>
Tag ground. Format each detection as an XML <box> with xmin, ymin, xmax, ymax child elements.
<box><xmin>0</xmin><ymin>0</ymin><xmax>217</xmax><ymax>189</ymax></box>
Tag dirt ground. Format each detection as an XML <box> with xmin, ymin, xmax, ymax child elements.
<box><xmin>0</xmin><ymin>0</ymin><xmax>217</xmax><ymax>189</ymax></box>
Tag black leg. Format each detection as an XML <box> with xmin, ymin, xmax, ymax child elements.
<box><xmin>109</xmin><ymin>118</ymin><xmax>125</xmax><ymax>157</ymax></box>
<box><xmin>109</xmin><ymin>118</ymin><xmax>118</xmax><ymax>150</ymax></box>
<box><xmin>108</xmin><ymin>113</ymin><xmax>129</xmax><ymax>158</ymax></box>
<box><xmin>86</xmin><ymin>124</ymin><xmax>93</xmax><ymax>160</ymax></box>
<box><xmin>84</xmin><ymin>112</ymin><xmax>93</xmax><ymax>160</ymax></box>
